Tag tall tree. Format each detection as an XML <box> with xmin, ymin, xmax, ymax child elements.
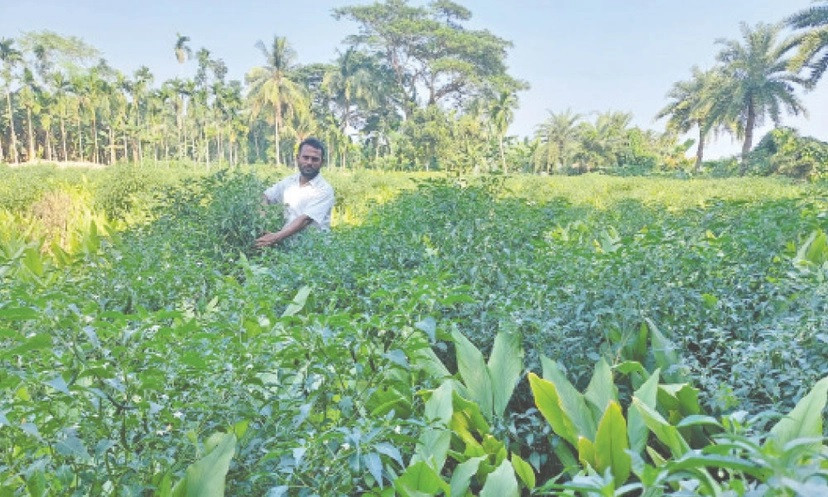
<box><xmin>323</xmin><ymin>49</ymin><xmax>381</xmax><ymax>167</ymax></box>
<box><xmin>174</xmin><ymin>33</ymin><xmax>192</xmax><ymax>64</ymax></box>
<box><xmin>576</xmin><ymin>111</ymin><xmax>632</xmax><ymax>171</ymax></box>
<box><xmin>0</xmin><ymin>38</ymin><xmax>21</xmax><ymax>163</ymax></box>
<box><xmin>657</xmin><ymin>66</ymin><xmax>728</xmax><ymax>171</ymax></box>
<box><xmin>334</xmin><ymin>0</ymin><xmax>521</xmax><ymax>116</ymax></box>
<box><xmin>715</xmin><ymin>23</ymin><xmax>807</xmax><ymax>167</ymax></box>
<box><xmin>488</xmin><ymin>88</ymin><xmax>517</xmax><ymax>173</ymax></box>
<box><xmin>245</xmin><ymin>36</ymin><xmax>307</xmax><ymax>166</ymax></box>
<box><xmin>534</xmin><ymin>109</ymin><xmax>582</xmax><ymax>173</ymax></box>
<box><xmin>786</xmin><ymin>1</ymin><xmax>828</xmax><ymax>86</ymax></box>
<box><xmin>18</xmin><ymin>69</ymin><xmax>40</xmax><ymax>161</ymax></box>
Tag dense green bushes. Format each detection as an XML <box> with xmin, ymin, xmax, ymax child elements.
<box><xmin>745</xmin><ymin>127</ymin><xmax>828</xmax><ymax>180</ymax></box>
<box><xmin>1</xmin><ymin>167</ymin><xmax>826</xmax><ymax>495</ymax></box>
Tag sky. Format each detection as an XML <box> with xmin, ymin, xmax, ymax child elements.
<box><xmin>2</xmin><ymin>0</ymin><xmax>826</xmax><ymax>159</ymax></box>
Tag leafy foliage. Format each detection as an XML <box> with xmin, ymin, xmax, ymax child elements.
<box><xmin>0</xmin><ymin>166</ymin><xmax>826</xmax><ymax>495</ymax></box>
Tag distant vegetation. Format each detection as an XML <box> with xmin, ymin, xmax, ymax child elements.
<box><xmin>1</xmin><ymin>1</ymin><xmax>827</xmax><ymax>178</ymax></box>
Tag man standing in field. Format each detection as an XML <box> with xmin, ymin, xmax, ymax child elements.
<box><xmin>254</xmin><ymin>137</ymin><xmax>334</xmax><ymax>248</ymax></box>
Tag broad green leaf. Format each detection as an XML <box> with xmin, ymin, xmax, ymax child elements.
<box><xmin>45</xmin><ymin>376</ymin><xmax>70</xmax><ymax>395</ymax></box>
<box><xmin>282</xmin><ymin>286</ymin><xmax>311</xmax><ymax>317</ymax></box>
<box><xmin>646</xmin><ymin>446</ymin><xmax>667</xmax><ymax>467</ymax></box>
<box><xmin>0</xmin><ymin>307</ymin><xmax>38</xmax><ymax>320</ymax></box>
<box><xmin>769</xmin><ymin>375</ymin><xmax>828</xmax><ymax>447</ymax></box>
<box><xmin>452</xmin><ymin>391</ymin><xmax>491</xmax><ymax>434</ymax></box>
<box><xmin>452</xmin><ymin>329</ymin><xmax>493</xmax><ymax>419</ymax></box>
<box><xmin>410</xmin><ymin>344</ymin><xmax>452</xmax><ymax>379</ymax></box>
<box><xmin>414</xmin><ymin>317</ymin><xmax>437</xmax><ymax>343</ymax></box>
<box><xmin>412</xmin><ymin>428</ymin><xmax>451</xmax><ymax>473</ymax></box>
<box><xmin>171</xmin><ymin>433</ymin><xmax>236</xmax><ymax>497</ymax></box>
<box><xmin>584</xmin><ymin>358</ymin><xmax>616</xmax><ymax>418</ymax></box>
<box><xmin>675</xmin><ymin>415</ymin><xmax>721</xmax><ymax>429</ymax></box>
<box><xmin>554</xmin><ymin>442</ymin><xmax>580</xmax><ymax>476</ymax></box>
<box><xmin>632</xmin><ymin>321</ymin><xmax>649</xmax><ymax>361</ymax></box>
<box><xmin>577</xmin><ymin>436</ymin><xmax>597</xmax><ymax>469</ymax></box>
<box><xmin>646</xmin><ymin>318</ymin><xmax>683</xmax><ymax>382</ymax></box>
<box><xmin>6</xmin><ymin>334</ymin><xmax>51</xmax><ymax>358</ymax></box>
<box><xmin>395</xmin><ymin>461</ymin><xmax>450</xmax><ymax>497</ymax></box>
<box><xmin>615</xmin><ymin>360</ymin><xmax>647</xmax><ymax>377</ymax></box>
<box><xmin>668</xmin><ymin>453</ymin><xmax>768</xmax><ymax>479</ymax></box>
<box><xmin>364</xmin><ymin>452</ymin><xmax>384</xmax><ymax>487</ymax></box>
<box><xmin>424</xmin><ymin>381</ymin><xmax>454</xmax><ymax>425</ymax></box>
<box><xmin>538</xmin><ymin>359</ymin><xmax>597</xmax><ymax>440</ymax></box>
<box><xmin>628</xmin><ymin>369</ymin><xmax>659</xmax><ymax>455</ymax></box>
<box><xmin>449</xmin><ymin>456</ymin><xmax>485</xmax><ymax>497</ymax></box>
<box><xmin>594</xmin><ymin>401</ymin><xmax>631</xmax><ymax>485</ymax></box>
<box><xmin>795</xmin><ymin>229</ymin><xmax>828</xmax><ymax>266</ymax></box>
<box><xmin>55</xmin><ymin>434</ymin><xmax>91</xmax><ymax>462</ymax></box>
<box><xmin>528</xmin><ymin>372</ymin><xmax>579</xmax><ymax>446</ymax></box>
<box><xmin>511</xmin><ymin>453</ymin><xmax>536</xmax><ymax>490</ymax></box>
<box><xmin>631</xmin><ymin>397</ymin><xmax>689</xmax><ymax>458</ymax></box>
<box><xmin>487</xmin><ymin>329</ymin><xmax>524</xmax><ymax>418</ymax></box>
<box><xmin>480</xmin><ymin>459</ymin><xmax>519</xmax><ymax>497</ymax></box>
<box><xmin>22</xmin><ymin>247</ymin><xmax>44</xmax><ymax>277</ymax></box>
<box><xmin>657</xmin><ymin>383</ymin><xmax>700</xmax><ymax>416</ymax></box>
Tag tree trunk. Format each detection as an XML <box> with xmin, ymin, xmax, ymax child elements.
<box><xmin>109</xmin><ymin>127</ymin><xmax>116</xmax><ymax>164</ymax></box>
<box><xmin>273</xmin><ymin>108</ymin><xmax>281</xmax><ymax>166</ymax></box>
<box><xmin>91</xmin><ymin>113</ymin><xmax>99</xmax><ymax>163</ymax></box>
<box><xmin>694</xmin><ymin>126</ymin><xmax>705</xmax><ymax>173</ymax></box>
<box><xmin>740</xmin><ymin>99</ymin><xmax>755</xmax><ymax>175</ymax></box>
<box><xmin>77</xmin><ymin>115</ymin><xmax>83</xmax><ymax>162</ymax></box>
<box><xmin>499</xmin><ymin>135</ymin><xmax>507</xmax><ymax>174</ymax></box>
<box><xmin>5</xmin><ymin>91</ymin><xmax>18</xmax><ymax>164</ymax></box>
<box><xmin>26</xmin><ymin>107</ymin><xmax>35</xmax><ymax>161</ymax></box>
<box><xmin>45</xmin><ymin>128</ymin><xmax>52</xmax><ymax>161</ymax></box>
<box><xmin>60</xmin><ymin>116</ymin><xmax>68</xmax><ymax>161</ymax></box>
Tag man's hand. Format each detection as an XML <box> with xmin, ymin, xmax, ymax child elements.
<box><xmin>254</xmin><ymin>232</ymin><xmax>281</xmax><ymax>249</ymax></box>
<box><xmin>254</xmin><ymin>215</ymin><xmax>313</xmax><ymax>249</ymax></box>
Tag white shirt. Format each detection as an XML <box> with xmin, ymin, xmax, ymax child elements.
<box><xmin>263</xmin><ymin>173</ymin><xmax>334</xmax><ymax>230</ymax></box>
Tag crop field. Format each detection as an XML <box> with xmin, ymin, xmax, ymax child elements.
<box><xmin>1</xmin><ymin>164</ymin><xmax>827</xmax><ymax>496</ymax></box>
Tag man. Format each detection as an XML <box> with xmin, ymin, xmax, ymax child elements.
<box><xmin>254</xmin><ymin>137</ymin><xmax>334</xmax><ymax>248</ymax></box>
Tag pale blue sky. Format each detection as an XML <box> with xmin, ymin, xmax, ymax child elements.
<box><xmin>2</xmin><ymin>0</ymin><xmax>826</xmax><ymax>158</ymax></box>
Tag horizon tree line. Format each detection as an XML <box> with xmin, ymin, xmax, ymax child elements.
<box><xmin>1</xmin><ymin>0</ymin><xmax>826</xmax><ymax>174</ymax></box>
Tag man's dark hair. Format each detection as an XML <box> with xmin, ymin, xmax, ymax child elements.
<box><xmin>297</xmin><ymin>137</ymin><xmax>325</xmax><ymax>160</ymax></box>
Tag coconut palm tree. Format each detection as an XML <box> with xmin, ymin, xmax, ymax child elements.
<box><xmin>715</xmin><ymin>23</ymin><xmax>807</xmax><ymax>167</ymax></box>
<box><xmin>534</xmin><ymin>109</ymin><xmax>582</xmax><ymax>173</ymax></box>
<box><xmin>657</xmin><ymin>66</ymin><xmax>729</xmax><ymax>171</ymax></box>
<box><xmin>174</xmin><ymin>33</ymin><xmax>192</xmax><ymax>65</ymax></box>
<box><xmin>488</xmin><ymin>89</ymin><xmax>518</xmax><ymax>174</ymax></box>
<box><xmin>322</xmin><ymin>49</ymin><xmax>379</xmax><ymax>167</ymax></box>
<box><xmin>0</xmin><ymin>38</ymin><xmax>22</xmax><ymax>163</ymax></box>
<box><xmin>245</xmin><ymin>36</ymin><xmax>308</xmax><ymax>166</ymax></box>
<box><xmin>786</xmin><ymin>1</ymin><xmax>828</xmax><ymax>86</ymax></box>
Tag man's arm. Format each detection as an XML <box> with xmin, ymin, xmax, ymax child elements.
<box><xmin>254</xmin><ymin>214</ymin><xmax>313</xmax><ymax>248</ymax></box>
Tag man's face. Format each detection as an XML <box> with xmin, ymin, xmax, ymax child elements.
<box><xmin>297</xmin><ymin>145</ymin><xmax>323</xmax><ymax>180</ymax></box>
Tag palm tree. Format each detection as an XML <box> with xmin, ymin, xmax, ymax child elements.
<box><xmin>0</xmin><ymin>38</ymin><xmax>21</xmax><ymax>163</ymax></box>
<box><xmin>576</xmin><ymin>111</ymin><xmax>632</xmax><ymax>171</ymax></box>
<box><xmin>715</xmin><ymin>23</ymin><xmax>807</xmax><ymax>167</ymax></box>
<box><xmin>534</xmin><ymin>109</ymin><xmax>582</xmax><ymax>173</ymax></box>
<box><xmin>174</xmin><ymin>33</ymin><xmax>192</xmax><ymax>65</ymax></box>
<box><xmin>323</xmin><ymin>49</ymin><xmax>381</xmax><ymax>168</ymax></box>
<box><xmin>130</xmin><ymin>66</ymin><xmax>153</xmax><ymax>161</ymax></box>
<box><xmin>51</xmin><ymin>72</ymin><xmax>73</xmax><ymax>161</ymax></box>
<box><xmin>786</xmin><ymin>1</ymin><xmax>828</xmax><ymax>86</ymax></box>
<box><xmin>245</xmin><ymin>36</ymin><xmax>307</xmax><ymax>166</ymax></box>
<box><xmin>657</xmin><ymin>67</ymin><xmax>728</xmax><ymax>171</ymax></box>
<box><xmin>488</xmin><ymin>89</ymin><xmax>518</xmax><ymax>174</ymax></box>
<box><xmin>18</xmin><ymin>69</ymin><xmax>40</xmax><ymax>162</ymax></box>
